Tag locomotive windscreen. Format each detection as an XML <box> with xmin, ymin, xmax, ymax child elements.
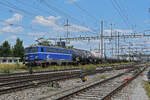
<box><xmin>25</xmin><ymin>47</ymin><xmax>38</xmax><ymax>53</ymax></box>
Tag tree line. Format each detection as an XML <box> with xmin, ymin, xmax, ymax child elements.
<box><xmin>0</xmin><ymin>38</ymin><xmax>24</xmax><ymax>61</ymax></box>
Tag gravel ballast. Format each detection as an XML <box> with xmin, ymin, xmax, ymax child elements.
<box><xmin>0</xmin><ymin>69</ymin><xmax>128</xmax><ymax>100</ymax></box>
<box><xmin>112</xmin><ymin>67</ymin><xmax>149</xmax><ymax>100</ymax></box>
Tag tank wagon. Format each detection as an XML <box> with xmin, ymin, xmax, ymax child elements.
<box><xmin>24</xmin><ymin>45</ymin><xmax>101</xmax><ymax>67</ymax></box>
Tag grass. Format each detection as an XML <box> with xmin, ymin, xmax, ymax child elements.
<box><xmin>98</xmin><ymin>62</ymin><xmax>134</xmax><ymax>67</ymax></box>
<box><xmin>0</xmin><ymin>62</ymin><xmax>134</xmax><ymax>74</ymax></box>
<box><xmin>0</xmin><ymin>63</ymin><xmax>25</xmax><ymax>73</ymax></box>
<box><xmin>143</xmin><ymin>81</ymin><xmax>150</xmax><ymax>99</ymax></box>
<box><xmin>100</xmin><ymin>75</ymin><xmax>106</xmax><ymax>80</ymax></box>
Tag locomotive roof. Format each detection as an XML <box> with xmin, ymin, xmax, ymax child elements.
<box><xmin>26</xmin><ymin>45</ymin><xmax>72</xmax><ymax>50</ymax></box>
<box><xmin>26</xmin><ymin>45</ymin><xmax>91</xmax><ymax>52</ymax></box>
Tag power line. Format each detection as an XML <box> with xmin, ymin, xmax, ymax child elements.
<box><xmin>0</xmin><ymin>20</ymin><xmax>49</xmax><ymax>32</ymax></box>
<box><xmin>0</xmin><ymin>21</ymin><xmax>54</xmax><ymax>38</ymax></box>
<box><xmin>1</xmin><ymin>0</ymin><xmax>99</xmax><ymax>37</ymax></box>
<box><xmin>41</xmin><ymin>0</ymin><xmax>85</xmax><ymax>25</ymax></box>
<box><xmin>40</xmin><ymin>0</ymin><xmax>98</xmax><ymax>35</ymax></box>
<box><xmin>0</xmin><ymin>0</ymin><xmax>36</xmax><ymax>17</ymax></box>
<box><xmin>73</xmin><ymin>2</ymin><xmax>99</xmax><ymax>23</ymax></box>
<box><xmin>113</xmin><ymin>0</ymin><xmax>131</xmax><ymax>27</ymax></box>
<box><xmin>0</xmin><ymin>1</ymin><xmax>64</xmax><ymax>37</ymax></box>
<box><xmin>73</xmin><ymin>2</ymin><xmax>99</xmax><ymax>33</ymax></box>
<box><xmin>15</xmin><ymin>0</ymin><xmax>53</xmax><ymax>15</ymax></box>
<box><xmin>109</xmin><ymin>0</ymin><xmax>130</xmax><ymax>29</ymax></box>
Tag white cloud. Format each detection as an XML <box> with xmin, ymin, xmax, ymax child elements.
<box><xmin>67</xmin><ymin>0</ymin><xmax>78</xmax><ymax>3</ymax></box>
<box><xmin>0</xmin><ymin>26</ymin><xmax>24</xmax><ymax>33</ymax></box>
<box><xmin>4</xmin><ymin>13</ymin><xmax>23</xmax><ymax>24</ymax></box>
<box><xmin>104</xmin><ymin>29</ymin><xmax>133</xmax><ymax>34</ymax></box>
<box><xmin>32</xmin><ymin>16</ymin><xmax>61</xmax><ymax>27</ymax></box>
<box><xmin>0</xmin><ymin>13</ymin><xmax>24</xmax><ymax>34</ymax></box>
<box><xmin>32</xmin><ymin>15</ymin><xmax>91</xmax><ymax>33</ymax></box>
<box><xmin>32</xmin><ymin>15</ymin><xmax>64</xmax><ymax>32</ymax></box>
<box><xmin>70</xmin><ymin>25</ymin><xmax>91</xmax><ymax>32</ymax></box>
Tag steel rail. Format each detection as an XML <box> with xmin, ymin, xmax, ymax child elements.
<box><xmin>0</xmin><ymin>64</ymin><xmax>137</xmax><ymax>95</ymax></box>
<box><xmin>0</xmin><ymin>64</ymin><xmax>135</xmax><ymax>83</ymax></box>
<box><xmin>54</xmin><ymin>66</ymin><xmax>145</xmax><ymax>100</ymax></box>
<box><xmin>101</xmin><ymin>66</ymin><xmax>146</xmax><ymax>100</ymax></box>
<box><xmin>0</xmin><ymin>68</ymin><xmax>80</xmax><ymax>78</ymax></box>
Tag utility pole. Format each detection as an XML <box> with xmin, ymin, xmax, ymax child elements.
<box><xmin>104</xmin><ymin>42</ymin><xmax>106</xmax><ymax>60</ymax></box>
<box><xmin>101</xmin><ymin>21</ymin><xmax>104</xmax><ymax>59</ymax></box>
<box><xmin>64</xmin><ymin>19</ymin><xmax>70</xmax><ymax>44</ymax></box>
<box><xmin>115</xmin><ymin>31</ymin><xmax>117</xmax><ymax>58</ymax></box>
<box><xmin>117</xmin><ymin>32</ymin><xmax>120</xmax><ymax>60</ymax></box>
<box><xmin>128</xmin><ymin>42</ymin><xmax>131</xmax><ymax>61</ymax></box>
<box><xmin>99</xmin><ymin>42</ymin><xmax>101</xmax><ymax>53</ymax></box>
<box><xmin>110</xmin><ymin>23</ymin><xmax>113</xmax><ymax>38</ymax></box>
<box><xmin>110</xmin><ymin>23</ymin><xmax>114</xmax><ymax>58</ymax></box>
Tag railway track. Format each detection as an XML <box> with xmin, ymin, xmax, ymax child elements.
<box><xmin>0</xmin><ymin>64</ymin><xmax>142</xmax><ymax>95</ymax></box>
<box><xmin>0</xmin><ymin>64</ymin><xmax>135</xmax><ymax>83</ymax></box>
<box><xmin>0</xmin><ymin>69</ymin><xmax>80</xmax><ymax>83</ymax></box>
<box><xmin>0</xmin><ymin>63</ymin><xmax>134</xmax><ymax>78</ymax></box>
<box><xmin>0</xmin><ymin>68</ymin><xmax>80</xmax><ymax>78</ymax></box>
<box><xmin>47</xmin><ymin>66</ymin><xmax>146</xmax><ymax>100</ymax></box>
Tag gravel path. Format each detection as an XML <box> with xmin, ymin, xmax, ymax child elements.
<box><xmin>130</xmin><ymin>81</ymin><xmax>148</xmax><ymax>100</ymax></box>
<box><xmin>0</xmin><ymin>69</ymin><xmax>127</xmax><ymax>100</ymax></box>
<box><xmin>112</xmin><ymin>67</ymin><xmax>149</xmax><ymax>100</ymax></box>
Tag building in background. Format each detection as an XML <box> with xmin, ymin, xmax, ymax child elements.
<box><xmin>0</xmin><ymin>57</ymin><xmax>20</xmax><ymax>64</ymax></box>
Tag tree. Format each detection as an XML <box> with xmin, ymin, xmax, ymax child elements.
<box><xmin>0</xmin><ymin>41</ymin><xmax>12</xmax><ymax>57</ymax></box>
<box><xmin>13</xmin><ymin>38</ymin><xmax>25</xmax><ymax>61</ymax></box>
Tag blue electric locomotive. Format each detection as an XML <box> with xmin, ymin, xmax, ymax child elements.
<box><xmin>25</xmin><ymin>46</ymin><xmax>74</xmax><ymax>66</ymax></box>
<box><xmin>24</xmin><ymin>45</ymin><xmax>102</xmax><ymax>66</ymax></box>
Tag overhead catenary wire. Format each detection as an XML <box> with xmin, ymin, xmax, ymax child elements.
<box><xmin>0</xmin><ymin>0</ymin><xmax>37</xmax><ymax>17</ymax></box>
<box><xmin>113</xmin><ymin>0</ymin><xmax>132</xmax><ymax>28</ymax></box>
<box><xmin>40</xmin><ymin>0</ymin><xmax>99</xmax><ymax>35</ymax></box>
<box><xmin>15</xmin><ymin>0</ymin><xmax>98</xmax><ymax>37</ymax></box>
<box><xmin>0</xmin><ymin>20</ymin><xmax>51</xmax><ymax>33</ymax></box>
<box><xmin>15</xmin><ymin>0</ymin><xmax>53</xmax><ymax>16</ymax></box>
<box><xmin>73</xmin><ymin>2</ymin><xmax>99</xmax><ymax>24</ymax></box>
<box><xmin>115</xmin><ymin>0</ymin><xmax>137</xmax><ymax>32</ymax></box>
<box><xmin>0</xmin><ymin>21</ymin><xmax>55</xmax><ymax>39</ymax></box>
<box><xmin>1</xmin><ymin>0</ymin><xmax>99</xmax><ymax>37</ymax></box>
<box><xmin>109</xmin><ymin>0</ymin><xmax>130</xmax><ymax>29</ymax></box>
<box><xmin>73</xmin><ymin>2</ymin><xmax>99</xmax><ymax>33</ymax></box>
<box><xmin>41</xmin><ymin>0</ymin><xmax>86</xmax><ymax>26</ymax></box>
<box><xmin>0</xmin><ymin>0</ymin><xmax>64</xmax><ymax>38</ymax></box>
<box><xmin>0</xmin><ymin>0</ymin><xmax>54</xmax><ymax>35</ymax></box>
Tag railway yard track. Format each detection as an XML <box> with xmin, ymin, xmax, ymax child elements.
<box><xmin>0</xmin><ymin>63</ymin><xmax>147</xmax><ymax>100</ymax></box>
<box><xmin>0</xmin><ymin>64</ymin><xmax>134</xmax><ymax>78</ymax></box>
<box><xmin>44</xmin><ymin>65</ymin><xmax>146</xmax><ymax>100</ymax></box>
<box><xmin>0</xmin><ymin>70</ymin><xmax>80</xmax><ymax>95</ymax></box>
<box><xmin>0</xmin><ymin>64</ymin><xmax>137</xmax><ymax>83</ymax></box>
<box><xmin>0</xmin><ymin>68</ymin><xmax>80</xmax><ymax>78</ymax></box>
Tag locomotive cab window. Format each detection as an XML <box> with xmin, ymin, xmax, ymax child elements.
<box><xmin>41</xmin><ymin>48</ymin><xmax>44</xmax><ymax>52</ymax></box>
